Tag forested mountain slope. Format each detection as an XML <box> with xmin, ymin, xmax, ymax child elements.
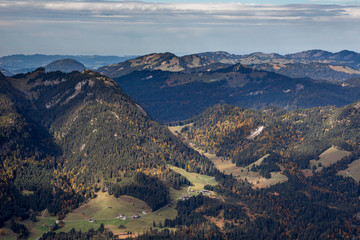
<box><xmin>181</xmin><ymin>103</ymin><xmax>360</xmax><ymax>168</ymax></box>
<box><xmin>113</xmin><ymin>63</ymin><xmax>360</xmax><ymax>122</ymax></box>
<box><xmin>162</xmin><ymin>102</ymin><xmax>360</xmax><ymax>239</ymax></box>
<box><xmin>0</xmin><ymin>69</ymin><xmax>217</xmax><ymax>227</ymax></box>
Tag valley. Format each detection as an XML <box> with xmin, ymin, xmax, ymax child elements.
<box><xmin>2</xmin><ymin>49</ymin><xmax>360</xmax><ymax>239</ymax></box>
<box><xmin>169</xmin><ymin>125</ymin><xmax>288</xmax><ymax>188</ymax></box>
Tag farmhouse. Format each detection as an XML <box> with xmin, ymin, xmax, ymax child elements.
<box><xmin>198</xmin><ymin>189</ymin><xmax>210</xmax><ymax>194</ymax></box>
<box><xmin>180</xmin><ymin>194</ymin><xmax>190</xmax><ymax>200</ymax></box>
<box><xmin>88</xmin><ymin>218</ymin><xmax>96</xmax><ymax>222</ymax></box>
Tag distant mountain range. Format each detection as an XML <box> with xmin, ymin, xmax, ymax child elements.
<box><xmin>252</xmin><ymin>62</ymin><xmax>360</xmax><ymax>82</ymax></box>
<box><xmin>0</xmin><ymin>66</ymin><xmax>11</xmax><ymax>76</ymax></box>
<box><xmin>111</xmin><ymin>53</ymin><xmax>360</xmax><ymax>122</ymax></box>
<box><xmin>2</xmin><ymin>49</ymin><xmax>360</xmax><ymax>80</ymax></box>
<box><xmin>198</xmin><ymin>49</ymin><xmax>360</xmax><ymax>70</ymax></box>
<box><xmin>196</xmin><ymin>50</ymin><xmax>360</xmax><ymax>82</ymax></box>
<box><xmin>98</xmin><ymin>52</ymin><xmax>226</xmax><ymax>78</ymax></box>
<box><xmin>0</xmin><ymin>54</ymin><xmax>136</xmax><ymax>75</ymax></box>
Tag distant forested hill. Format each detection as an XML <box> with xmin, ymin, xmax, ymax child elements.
<box><xmin>113</xmin><ymin>63</ymin><xmax>360</xmax><ymax>123</ymax></box>
<box><xmin>198</xmin><ymin>49</ymin><xmax>360</xmax><ymax>70</ymax></box>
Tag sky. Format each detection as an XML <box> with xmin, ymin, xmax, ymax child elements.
<box><xmin>0</xmin><ymin>0</ymin><xmax>359</xmax><ymax>57</ymax></box>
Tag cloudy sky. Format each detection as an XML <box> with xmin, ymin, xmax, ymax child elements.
<box><xmin>0</xmin><ymin>0</ymin><xmax>359</xmax><ymax>56</ymax></box>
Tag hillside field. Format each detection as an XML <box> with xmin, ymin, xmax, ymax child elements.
<box><xmin>0</xmin><ymin>167</ymin><xmax>218</xmax><ymax>239</ymax></box>
<box><xmin>337</xmin><ymin>158</ymin><xmax>360</xmax><ymax>181</ymax></box>
<box><xmin>302</xmin><ymin>146</ymin><xmax>351</xmax><ymax>177</ymax></box>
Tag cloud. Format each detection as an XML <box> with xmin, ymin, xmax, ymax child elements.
<box><xmin>0</xmin><ymin>1</ymin><xmax>359</xmax><ymax>56</ymax></box>
<box><xmin>0</xmin><ymin>1</ymin><xmax>359</xmax><ymax>23</ymax></box>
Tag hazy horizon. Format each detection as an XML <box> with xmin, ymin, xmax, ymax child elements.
<box><xmin>1</xmin><ymin>48</ymin><xmax>360</xmax><ymax>59</ymax></box>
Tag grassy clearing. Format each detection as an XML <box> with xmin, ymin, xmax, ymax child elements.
<box><xmin>57</xmin><ymin>191</ymin><xmax>153</xmax><ymax>234</ymax></box>
<box><xmin>0</xmin><ymin>214</ymin><xmax>58</xmax><ymax>240</ymax></box>
<box><xmin>59</xmin><ymin>191</ymin><xmax>178</xmax><ymax>235</ymax></box>
<box><xmin>63</xmin><ymin>192</ymin><xmax>151</xmax><ymax>221</ymax></box>
<box><xmin>60</xmin><ymin>165</ymin><xmax>219</xmax><ymax>235</ymax></box>
<box><xmin>204</xmin><ymin>151</ymin><xmax>287</xmax><ymax>189</ymax></box>
<box><xmin>337</xmin><ymin>158</ymin><xmax>360</xmax><ymax>181</ymax></box>
<box><xmin>309</xmin><ymin>146</ymin><xmax>351</xmax><ymax>172</ymax></box>
<box><xmin>168</xmin><ymin>124</ymin><xmax>193</xmax><ymax>136</ymax></box>
<box><xmin>302</xmin><ymin>146</ymin><xmax>351</xmax><ymax>177</ymax></box>
<box><xmin>168</xmin><ymin>165</ymin><xmax>218</xmax><ymax>191</ymax></box>
<box><xmin>21</xmin><ymin>190</ymin><xmax>34</xmax><ymax>196</ymax></box>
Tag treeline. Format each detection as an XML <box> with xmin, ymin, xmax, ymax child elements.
<box><xmin>10</xmin><ymin>219</ymin><xmax>29</xmax><ymax>239</ymax></box>
<box><xmin>251</xmin><ymin>154</ymin><xmax>281</xmax><ymax>178</ymax></box>
<box><xmin>157</xmin><ymin>168</ymin><xmax>191</xmax><ymax>189</ymax></box>
<box><xmin>107</xmin><ymin>172</ymin><xmax>170</xmax><ymax>210</ymax></box>
<box><xmin>164</xmin><ymin>195</ymin><xmax>247</xmax><ymax>228</ymax></box>
<box><xmin>40</xmin><ymin>224</ymin><xmax>116</xmax><ymax>240</ymax></box>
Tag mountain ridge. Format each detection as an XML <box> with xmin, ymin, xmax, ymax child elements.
<box><xmin>98</xmin><ymin>52</ymin><xmax>224</xmax><ymax>78</ymax></box>
<box><xmin>113</xmin><ymin>61</ymin><xmax>360</xmax><ymax>122</ymax></box>
<box><xmin>0</xmin><ymin>68</ymin><xmax>218</xmax><ymax>226</ymax></box>
<box><xmin>198</xmin><ymin>49</ymin><xmax>360</xmax><ymax>70</ymax></box>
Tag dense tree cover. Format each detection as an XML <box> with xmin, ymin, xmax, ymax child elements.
<box><xmin>182</xmin><ymin>103</ymin><xmax>360</xmax><ymax>168</ymax></box>
<box><xmin>173</xmin><ymin>103</ymin><xmax>360</xmax><ymax>239</ymax></box>
<box><xmin>164</xmin><ymin>195</ymin><xmax>247</xmax><ymax>228</ymax></box>
<box><xmin>115</xmin><ymin>70</ymin><xmax>229</xmax><ymax>123</ymax></box>
<box><xmin>10</xmin><ymin>219</ymin><xmax>29</xmax><ymax>239</ymax></box>
<box><xmin>20</xmin><ymin>69</ymin><xmax>219</xmax><ymax>182</ymax></box>
<box><xmin>40</xmin><ymin>224</ymin><xmax>116</xmax><ymax>240</ymax></box>
<box><xmin>157</xmin><ymin>168</ymin><xmax>191</xmax><ymax>189</ymax></box>
<box><xmin>0</xmin><ymin>91</ymin><xmax>61</xmax><ymax>225</ymax></box>
<box><xmin>107</xmin><ymin>172</ymin><xmax>170</xmax><ymax>210</ymax></box>
<box><xmin>251</xmin><ymin>154</ymin><xmax>281</xmax><ymax>178</ymax></box>
<box><xmin>170</xmin><ymin>169</ymin><xmax>360</xmax><ymax>239</ymax></box>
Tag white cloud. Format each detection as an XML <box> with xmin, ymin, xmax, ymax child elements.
<box><xmin>0</xmin><ymin>1</ymin><xmax>359</xmax><ymax>22</ymax></box>
<box><xmin>0</xmin><ymin>1</ymin><xmax>359</xmax><ymax>56</ymax></box>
